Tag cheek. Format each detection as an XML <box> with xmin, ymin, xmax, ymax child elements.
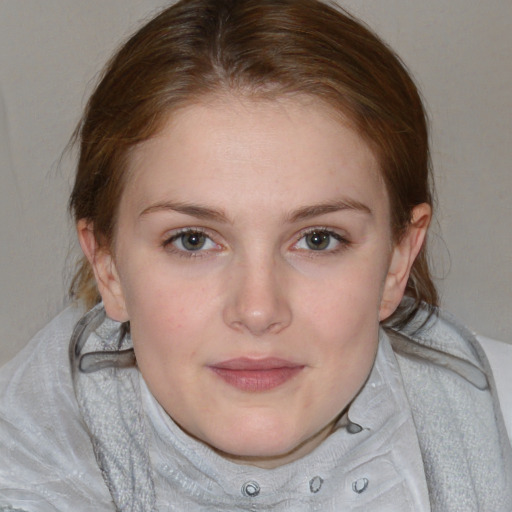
<box><xmin>298</xmin><ymin>254</ymin><xmax>389</xmax><ymax>328</ymax></box>
<box><xmin>121</xmin><ymin>254</ymin><xmax>215</xmax><ymax>318</ymax></box>
<box><xmin>119</xmin><ymin>264</ymin><xmax>221</xmax><ymax>367</ymax></box>
<box><xmin>127</xmin><ymin>287</ymin><xmax>208</xmax><ymax>391</ymax></box>
<box><xmin>293</xmin><ymin>254</ymin><xmax>387</xmax><ymax>397</ymax></box>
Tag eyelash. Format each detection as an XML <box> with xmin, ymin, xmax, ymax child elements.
<box><xmin>161</xmin><ymin>226</ymin><xmax>351</xmax><ymax>259</ymax></box>
<box><xmin>162</xmin><ymin>227</ymin><xmax>221</xmax><ymax>258</ymax></box>
<box><xmin>292</xmin><ymin>227</ymin><xmax>351</xmax><ymax>256</ymax></box>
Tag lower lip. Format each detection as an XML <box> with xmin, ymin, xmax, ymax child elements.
<box><xmin>209</xmin><ymin>367</ymin><xmax>303</xmax><ymax>392</ymax></box>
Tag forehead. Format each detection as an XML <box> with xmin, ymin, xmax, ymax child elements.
<box><xmin>123</xmin><ymin>95</ymin><xmax>388</xmax><ymax>220</ymax></box>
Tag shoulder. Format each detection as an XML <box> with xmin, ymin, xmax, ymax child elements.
<box><xmin>0</xmin><ymin>305</ymin><xmax>83</xmax><ymax>418</ymax></box>
<box><xmin>0</xmin><ymin>306</ymin><xmax>111</xmax><ymax>511</ymax></box>
<box><xmin>0</xmin><ymin>306</ymin><xmax>83</xmax><ymax>421</ymax></box>
<box><xmin>477</xmin><ymin>335</ymin><xmax>512</xmax><ymax>441</ymax></box>
<box><xmin>391</xmin><ymin>306</ymin><xmax>512</xmax><ymax>442</ymax></box>
<box><xmin>390</xmin><ymin>307</ymin><xmax>512</xmax><ymax>508</ymax></box>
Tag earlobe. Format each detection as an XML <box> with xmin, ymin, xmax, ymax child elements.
<box><xmin>76</xmin><ymin>220</ymin><xmax>129</xmax><ymax>322</ymax></box>
<box><xmin>379</xmin><ymin>203</ymin><xmax>431</xmax><ymax>321</ymax></box>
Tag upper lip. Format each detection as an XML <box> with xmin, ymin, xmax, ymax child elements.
<box><xmin>209</xmin><ymin>357</ymin><xmax>303</xmax><ymax>370</ymax></box>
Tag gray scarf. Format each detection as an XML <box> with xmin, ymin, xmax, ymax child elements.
<box><xmin>70</xmin><ymin>304</ymin><xmax>512</xmax><ymax>511</ymax></box>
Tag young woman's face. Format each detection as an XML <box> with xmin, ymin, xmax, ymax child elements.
<box><xmin>98</xmin><ymin>95</ymin><xmax>412</xmax><ymax>467</ymax></box>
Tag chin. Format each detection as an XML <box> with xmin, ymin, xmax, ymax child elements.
<box><xmin>201</xmin><ymin>417</ymin><xmax>321</xmax><ymax>467</ymax></box>
<box><xmin>212</xmin><ymin>439</ymin><xmax>302</xmax><ymax>467</ymax></box>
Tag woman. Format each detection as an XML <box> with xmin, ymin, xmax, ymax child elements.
<box><xmin>1</xmin><ymin>0</ymin><xmax>511</xmax><ymax>510</ymax></box>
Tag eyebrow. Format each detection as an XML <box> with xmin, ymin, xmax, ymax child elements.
<box><xmin>139</xmin><ymin>198</ymin><xmax>372</xmax><ymax>223</ymax></box>
<box><xmin>287</xmin><ymin>199</ymin><xmax>373</xmax><ymax>223</ymax></box>
<box><xmin>139</xmin><ymin>201</ymin><xmax>230</xmax><ymax>223</ymax></box>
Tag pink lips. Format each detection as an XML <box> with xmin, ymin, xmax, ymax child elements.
<box><xmin>209</xmin><ymin>357</ymin><xmax>304</xmax><ymax>392</ymax></box>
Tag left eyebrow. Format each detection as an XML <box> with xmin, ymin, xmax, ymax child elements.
<box><xmin>287</xmin><ymin>199</ymin><xmax>373</xmax><ymax>223</ymax></box>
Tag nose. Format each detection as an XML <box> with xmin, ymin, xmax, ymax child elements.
<box><xmin>222</xmin><ymin>255</ymin><xmax>292</xmax><ymax>336</ymax></box>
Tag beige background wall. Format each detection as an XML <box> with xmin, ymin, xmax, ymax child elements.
<box><xmin>1</xmin><ymin>0</ymin><xmax>511</xmax><ymax>367</ymax></box>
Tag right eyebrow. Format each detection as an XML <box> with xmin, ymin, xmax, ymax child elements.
<box><xmin>138</xmin><ymin>201</ymin><xmax>231</xmax><ymax>223</ymax></box>
<box><xmin>287</xmin><ymin>198</ymin><xmax>373</xmax><ymax>223</ymax></box>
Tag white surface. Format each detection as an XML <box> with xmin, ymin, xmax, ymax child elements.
<box><xmin>1</xmin><ymin>0</ymin><xmax>511</xmax><ymax>366</ymax></box>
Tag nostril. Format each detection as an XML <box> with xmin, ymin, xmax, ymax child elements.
<box><xmin>222</xmin><ymin>267</ymin><xmax>292</xmax><ymax>335</ymax></box>
<box><xmin>227</xmin><ymin>315</ymin><xmax>287</xmax><ymax>337</ymax></box>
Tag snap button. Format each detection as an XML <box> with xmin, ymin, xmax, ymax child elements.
<box><xmin>241</xmin><ymin>481</ymin><xmax>260</xmax><ymax>497</ymax></box>
<box><xmin>352</xmin><ymin>477</ymin><xmax>369</xmax><ymax>494</ymax></box>
<box><xmin>309</xmin><ymin>476</ymin><xmax>323</xmax><ymax>493</ymax></box>
<box><xmin>346</xmin><ymin>422</ymin><xmax>363</xmax><ymax>434</ymax></box>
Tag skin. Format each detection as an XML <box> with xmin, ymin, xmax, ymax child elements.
<box><xmin>79</xmin><ymin>94</ymin><xmax>430</xmax><ymax>469</ymax></box>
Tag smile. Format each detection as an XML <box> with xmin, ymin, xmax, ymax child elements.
<box><xmin>208</xmin><ymin>358</ymin><xmax>304</xmax><ymax>392</ymax></box>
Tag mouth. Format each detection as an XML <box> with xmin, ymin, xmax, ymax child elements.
<box><xmin>208</xmin><ymin>358</ymin><xmax>304</xmax><ymax>392</ymax></box>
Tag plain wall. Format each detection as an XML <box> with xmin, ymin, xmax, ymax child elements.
<box><xmin>1</xmin><ymin>0</ymin><xmax>511</xmax><ymax>367</ymax></box>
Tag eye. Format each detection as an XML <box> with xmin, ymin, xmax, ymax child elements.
<box><xmin>304</xmin><ymin>231</ymin><xmax>332</xmax><ymax>251</ymax></box>
<box><xmin>294</xmin><ymin>229</ymin><xmax>347</xmax><ymax>252</ymax></box>
<box><xmin>178</xmin><ymin>231</ymin><xmax>208</xmax><ymax>251</ymax></box>
<box><xmin>163</xmin><ymin>229</ymin><xmax>219</xmax><ymax>254</ymax></box>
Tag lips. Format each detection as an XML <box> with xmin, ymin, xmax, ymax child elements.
<box><xmin>209</xmin><ymin>357</ymin><xmax>304</xmax><ymax>392</ymax></box>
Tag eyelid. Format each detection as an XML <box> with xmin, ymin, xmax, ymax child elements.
<box><xmin>162</xmin><ymin>227</ymin><xmax>223</xmax><ymax>256</ymax></box>
<box><xmin>295</xmin><ymin>225</ymin><xmax>349</xmax><ymax>241</ymax></box>
<box><xmin>291</xmin><ymin>226</ymin><xmax>351</xmax><ymax>253</ymax></box>
<box><xmin>163</xmin><ymin>226</ymin><xmax>206</xmax><ymax>244</ymax></box>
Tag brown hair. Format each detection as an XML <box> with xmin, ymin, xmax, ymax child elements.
<box><xmin>69</xmin><ymin>0</ymin><xmax>437</xmax><ymax>327</ymax></box>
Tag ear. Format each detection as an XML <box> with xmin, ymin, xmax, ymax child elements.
<box><xmin>379</xmin><ymin>203</ymin><xmax>431</xmax><ymax>321</ymax></box>
<box><xmin>76</xmin><ymin>220</ymin><xmax>129</xmax><ymax>322</ymax></box>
